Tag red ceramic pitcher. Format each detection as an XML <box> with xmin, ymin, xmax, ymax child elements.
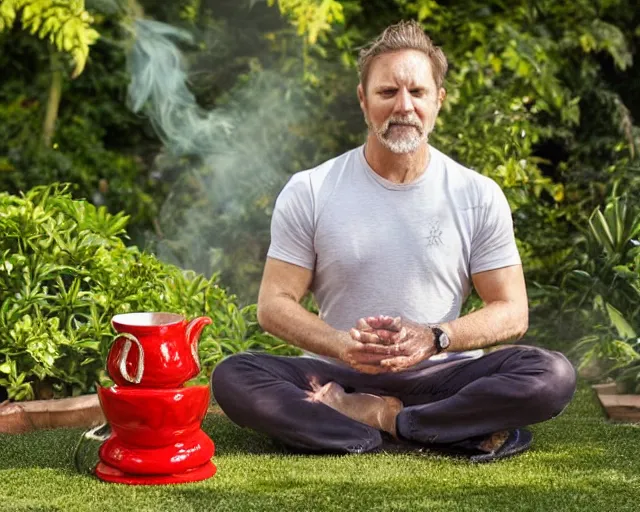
<box><xmin>107</xmin><ymin>312</ymin><xmax>212</xmax><ymax>388</ymax></box>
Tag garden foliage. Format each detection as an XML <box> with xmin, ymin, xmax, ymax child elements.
<box><xmin>0</xmin><ymin>185</ymin><xmax>297</xmax><ymax>400</ymax></box>
<box><xmin>0</xmin><ymin>0</ymin><xmax>99</xmax><ymax>77</ymax></box>
<box><xmin>0</xmin><ymin>0</ymin><xmax>639</xmax><ymax>395</ymax></box>
<box><xmin>535</xmin><ymin>189</ymin><xmax>640</xmax><ymax>389</ymax></box>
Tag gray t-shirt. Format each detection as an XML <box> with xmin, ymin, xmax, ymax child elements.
<box><xmin>267</xmin><ymin>145</ymin><xmax>521</xmax><ymax>364</ymax></box>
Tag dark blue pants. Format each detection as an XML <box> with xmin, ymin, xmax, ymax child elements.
<box><xmin>211</xmin><ymin>345</ymin><xmax>576</xmax><ymax>454</ymax></box>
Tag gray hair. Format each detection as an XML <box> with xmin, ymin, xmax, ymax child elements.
<box><xmin>357</xmin><ymin>20</ymin><xmax>448</xmax><ymax>91</ymax></box>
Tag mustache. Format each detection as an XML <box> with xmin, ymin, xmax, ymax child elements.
<box><xmin>382</xmin><ymin>115</ymin><xmax>423</xmax><ymax>133</ymax></box>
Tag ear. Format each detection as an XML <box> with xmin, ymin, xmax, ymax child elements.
<box><xmin>357</xmin><ymin>83</ymin><xmax>366</xmax><ymax>112</ymax></box>
<box><xmin>437</xmin><ymin>87</ymin><xmax>447</xmax><ymax>109</ymax></box>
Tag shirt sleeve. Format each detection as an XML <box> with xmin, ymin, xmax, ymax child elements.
<box><xmin>470</xmin><ymin>179</ymin><xmax>521</xmax><ymax>274</ymax></box>
<box><xmin>266</xmin><ymin>173</ymin><xmax>316</xmax><ymax>270</ymax></box>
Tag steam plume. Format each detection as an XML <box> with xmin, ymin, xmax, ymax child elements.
<box><xmin>115</xmin><ymin>6</ymin><xmax>312</xmax><ymax>301</ymax></box>
<box><xmin>127</xmin><ymin>19</ymin><xmax>234</xmax><ymax>157</ymax></box>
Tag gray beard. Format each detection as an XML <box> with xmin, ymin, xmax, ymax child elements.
<box><xmin>378</xmin><ymin>128</ymin><xmax>428</xmax><ymax>154</ymax></box>
<box><xmin>366</xmin><ymin>116</ymin><xmax>431</xmax><ymax>155</ymax></box>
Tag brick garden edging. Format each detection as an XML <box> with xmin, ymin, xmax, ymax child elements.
<box><xmin>0</xmin><ymin>395</ymin><xmax>105</xmax><ymax>434</ymax></box>
<box><xmin>593</xmin><ymin>383</ymin><xmax>640</xmax><ymax>423</ymax></box>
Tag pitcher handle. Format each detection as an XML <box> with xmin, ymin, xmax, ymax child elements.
<box><xmin>186</xmin><ymin>320</ymin><xmax>202</xmax><ymax>373</ymax></box>
<box><xmin>114</xmin><ymin>333</ymin><xmax>145</xmax><ymax>384</ymax></box>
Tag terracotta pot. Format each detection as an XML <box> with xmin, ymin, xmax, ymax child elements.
<box><xmin>107</xmin><ymin>312</ymin><xmax>212</xmax><ymax>388</ymax></box>
<box><xmin>97</xmin><ymin>384</ymin><xmax>210</xmax><ymax>448</ymax></box>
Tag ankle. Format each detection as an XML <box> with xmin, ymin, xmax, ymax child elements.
<box><xmin>380</xmin><ymin>397</ymin><xmax>403</xmax><ymax>437</ymax></box>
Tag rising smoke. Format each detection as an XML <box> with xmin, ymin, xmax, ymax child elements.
<box><xmin>89</xmin><ymin>0</ymin><xmax>329</xmax><ymax>302</ymax></box>
<box><xmin>126</xmin><ymin>18</ymin><xmax>234</xmax><ymax>156</ymax></box>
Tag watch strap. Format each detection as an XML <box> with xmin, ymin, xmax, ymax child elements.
<box><xmin>430</xmin><ymin>325</ymin><xmax>447</xmax><ymax>354</ymax></box>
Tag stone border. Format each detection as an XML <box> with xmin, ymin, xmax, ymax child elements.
<box><xmin>0</xmin><ymin>396</ymin><xmax>223</xmax><ymax>434</ymax></box>
<box><xmin>0</xmin><ymin>395</ymin><xmax>105</xmax><ymax>434</ymax></box>
<box><xmin>593</xmin><ymin>383</ymin><xmax>640</xmax><ymax>423</ymax></box>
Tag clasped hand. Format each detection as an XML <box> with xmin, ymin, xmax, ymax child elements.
<box><xmin>340</xmin><ymin>315</ymin><xmax>437</xmax><ymax>374</ymax></box>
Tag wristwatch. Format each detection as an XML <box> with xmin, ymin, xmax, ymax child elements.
<box><xmin>430</xmin><ymin>325</ymin><xmax>451</xmax><ymax>354</ymax></box>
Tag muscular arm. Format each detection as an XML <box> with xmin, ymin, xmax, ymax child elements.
<box><xmin>441</xmin><ymin>264</ymin><xmax>528</xmax><ymax>352</ymax></box>
<box><xmin>257</xmin><ymin>257</ymin><xmax>350</xmax><ymax>360</ymax></box>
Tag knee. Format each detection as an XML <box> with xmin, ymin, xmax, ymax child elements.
<box><xmin>211</xmin><ymin>352</ymin><xmax>255</xmax><ymax>405</ymax></box>
<box><xmin>522</xmin><ymin>348</ymin><xmax>577</xmax><ymax>417</ymax></box>
<box><xmin>210</xmin><ymin>352</ymin><xmax>295</xmax><ymax>432</ymax></box>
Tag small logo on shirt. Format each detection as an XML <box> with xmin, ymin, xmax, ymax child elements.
<box><xmin>425</xmin><ymin>220</ymin><xmax>443</xmax><ymax>246</ymax></box>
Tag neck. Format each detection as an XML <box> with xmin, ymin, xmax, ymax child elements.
<box><xmin>363</xmin><ymin>135</ymin><xmax>430</xmax><ymax>184</ymax></box>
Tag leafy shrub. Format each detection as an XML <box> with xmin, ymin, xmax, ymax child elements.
<box><xmin>531</xmin><ymin>189</ymin><xmax>640</xmax><ymax>386</ymax></box>
<box><xmin>0</xmin><ymin>19</ymin><xmax>167</xmax><ymax>240</ymax></box>
<box><xmin>0</xmin><ymin>184</ymin><xmax>298</xmax><ymax>401</ymax></box>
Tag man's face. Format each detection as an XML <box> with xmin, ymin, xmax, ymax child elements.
<box><xmin>358</xmin><ymin>50</ymin><xmax>446</xmax><ymax>154</ymax></box>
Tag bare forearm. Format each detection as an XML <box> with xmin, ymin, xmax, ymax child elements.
<box><xmin>257</xmin><ymin>297</ymin><xmax>347</xmax><ymax>359</ymax></box>
<box><xmin>441</xmin><ymin>301</ymin><xmax>528</xmax><ymax>352</ymax></box>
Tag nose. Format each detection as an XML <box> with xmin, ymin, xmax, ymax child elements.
<box><xmin>394</xmin><ymin>88</ymin><xmax>414</xmax><ymax>114</ymax></box>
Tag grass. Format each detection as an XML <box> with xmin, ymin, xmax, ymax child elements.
<box><xmin>1</xmin><ymin>383</ymin><xmax>640</xmax><ymax>512</ymax></box>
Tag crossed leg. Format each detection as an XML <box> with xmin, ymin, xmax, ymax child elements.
<box><xmin>211</xmin><ymin>346</ymin><xmax>576</xmax><ymax>454</ymax></box>
<box><xmin>305</xmin><ymin>380</ymin><xmax>403</xmax><ymax>437</ymax></box>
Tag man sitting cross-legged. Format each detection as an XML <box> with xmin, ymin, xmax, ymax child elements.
<box><xmin>211</xmin><ymin>20</ymin><xmax>576</xmax><ymax>461</ymax></box>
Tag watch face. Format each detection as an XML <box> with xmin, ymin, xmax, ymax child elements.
<box><xmin>439</xmin><ymin>333</ymin><xmax>450</xmax><ymax>349</ymax></box>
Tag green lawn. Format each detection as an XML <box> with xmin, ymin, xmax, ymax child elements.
<box><xmin>1</xmin><ymin>383</ymin><xmax>639</xmax><ymax>512</ymax></box>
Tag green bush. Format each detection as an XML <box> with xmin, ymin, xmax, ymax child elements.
<box><xmin>0</xmin><ymin>184</ymin><xmax>298</xmax><ymax>401</ymax></box>
<box><xmin>530</xmin><ymin>188</ymin><xmax>640</xmax><ymax>387</ymax></box>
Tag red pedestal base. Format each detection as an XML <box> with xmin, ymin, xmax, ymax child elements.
<box><xmin>99</xmin><ymin>430</ymin><xmax>215</xmax><ymax>475</ymax></box>
<box><xmin>95</xmin><ymin>384</ymin><xmax>217</xmax><ymax>485</ymax></box>
<box><xmin>95</xmin><ymin>460</ymin><xmax>216</xmax><ymax>485</ymax></box>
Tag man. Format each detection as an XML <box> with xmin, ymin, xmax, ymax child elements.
<box><xmin>212</xmin><ymin>20</ymin><xmax>576</xmax><ymax>461</ymax></box>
